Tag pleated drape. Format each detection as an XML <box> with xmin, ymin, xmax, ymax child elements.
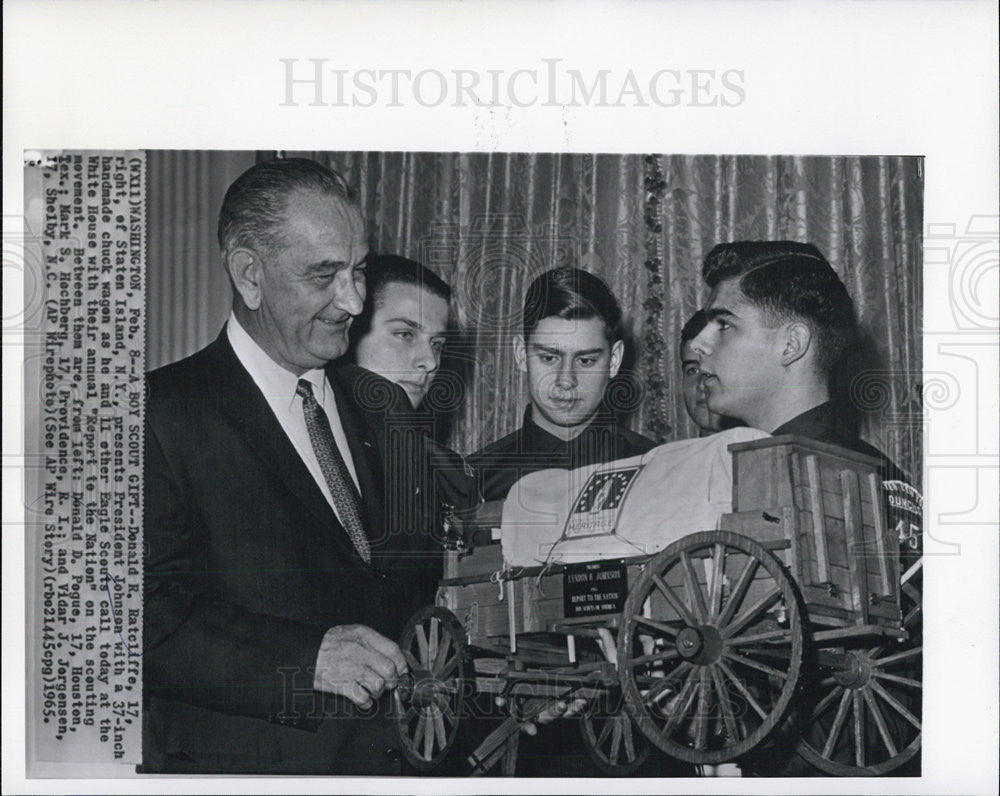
<box><xmin>641</xmin><ymin>156</ymin><xmax>922</xmax><ymax>480</ymax></box>
<box><xmin>146</xmin><ymin>151</ymin><xmax>921</xmax><ymax>481</ymax></box>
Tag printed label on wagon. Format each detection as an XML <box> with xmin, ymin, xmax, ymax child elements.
<box><xmin>563</xmin><ymin>558</ymin><xmax>627</xmax><ymax>617</ymax></box>
<box><xmin>563</xmin><ymin>464</ymin><xmax>643</xmax><ymax>539</ymax></box>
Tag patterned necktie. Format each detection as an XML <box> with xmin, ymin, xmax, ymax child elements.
<box><xmin>296</xmin><ymin>379</ymin><xmax>371</xmax><ymax>563</ymax></box>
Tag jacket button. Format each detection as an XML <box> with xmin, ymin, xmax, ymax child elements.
<box><xmin>384</xmin><ymin>746</ymin><xmax>402</xmax><ymax>762</ymax></box>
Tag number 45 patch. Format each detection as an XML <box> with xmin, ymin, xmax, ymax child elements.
<box><xmin>883</xmin><ymin>479</ymin><xmax>923</xmax><ymax>550</ymax></box>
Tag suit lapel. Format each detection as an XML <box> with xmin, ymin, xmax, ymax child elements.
<box><xmin>205</xmin><ymin>331</ymin><xmax>362</xmax><ymax>563</ymax></box>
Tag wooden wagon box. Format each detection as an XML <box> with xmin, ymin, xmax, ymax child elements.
<box><xmin>439</xmin><ymin>434</ymin><xmax>901</xmax><ymax>645</ymax></box>
<box><xmin>724</xmin><ymin>434</ymin><xmax>901</xmax><ymax>628</ymax></box>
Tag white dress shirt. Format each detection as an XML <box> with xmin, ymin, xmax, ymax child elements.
<box><xmin>227</xmin><ymin>313</ymin><xmax>361</xmax><ymax>526</ymax></box>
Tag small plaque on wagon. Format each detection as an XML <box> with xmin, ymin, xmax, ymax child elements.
<box><xmin>563</xmin><ymin>558</ymin><xmax>628</xmax><ymax>617</ymax></box>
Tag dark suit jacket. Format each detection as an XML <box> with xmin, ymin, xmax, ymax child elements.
<box><xmin>142</xmin><ymin>331</ymin><xmax>420</xmax><ymax>774</ymax></box>
<box><xmin>343</xmin><ymin>365</ymin><xmax>481</xmax><ymax>606</ymax></box>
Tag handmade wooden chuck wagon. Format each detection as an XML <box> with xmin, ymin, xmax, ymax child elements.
<box><xmin>392</xmin><ymin>436</ymin><xmax>922</xmax><ymax>777</ymax></box>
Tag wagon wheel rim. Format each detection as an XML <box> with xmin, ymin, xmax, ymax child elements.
<box><xmin>580</xmin><ymin>688</ymin><xmax>651</xmax><ymax>775</ymax></box>
<box><xmin>796</xmin><ymin>579</ymin><xmax>922</xmax><ymax>776</ymax></box>
<box><xmin>395</xmin><ymin>606</ymin><xmax>472</xmax><ymax>771</ymax></box>
<box><xmin>617</xmin><ymin>530</ymin><xmax>803</xmax><ymax>765</ymax></box>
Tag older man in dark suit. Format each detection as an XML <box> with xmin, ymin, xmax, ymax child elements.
<box><xmin>142</xmin><ymin>159</ymin><xmax>416</xmax><ymax>774</ymax></box>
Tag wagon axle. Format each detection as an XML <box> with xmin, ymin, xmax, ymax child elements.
<box><xmin>675</xmin><ymin>625</ymin><xmax>723</xmax><ymax>665</ymax></box>
<box><xmin>830</xmin><ymin>651</ymin><xmax>874</xmax><ymax>690</ymax></box>
<box><xmin>397</xmin><ymin>670</ymin><xmax>456</xmax><ymax>709</ymax></box>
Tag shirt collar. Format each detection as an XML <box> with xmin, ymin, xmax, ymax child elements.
<box><xmin>772</xmin><ymin>401</ymin><xmax>838</xmax><ymax>438</ymax></box>
<box><xmin>227</xmin><ymin>311</ymin><xmax>328</xmax><ymax>409</ymax></box>
<box><xmin>520</xmin><ymin>404</ymin><xmax>615</xmax><ymax>451</ymax></box>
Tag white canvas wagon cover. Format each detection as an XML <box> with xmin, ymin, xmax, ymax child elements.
<box><xmin>499</xmin><ymin>427</ymin><xmax>770</xmax><ymax>568</ymax></box>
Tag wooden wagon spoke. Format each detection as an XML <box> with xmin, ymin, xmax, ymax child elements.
<box><xmin>437</xmin><ymin>655</ymin><xmax>459</xmax><ymax>681</ymax></box>
<box><xmin>870</xmin><ymin>680</ymin><xmax>921</xmax><ymax>729</ymax></box>
<box><xmin>810</xmin><ymin>683</ymin><xmax>845</xmax><ymax>719</ymax></box>
<box><xmin>629</xmin><ymin>647</ymin><xmax>682</xmax><ymax>667</ymax></box>
<box><xmin>413</xmin><ymin>712</ymin><xmax>428</xmax><ymax>757</ymax></box>
<box><xmin>432</xmin><ymin>628</ymin><xmax>452</xmax><ymax>674</ymax></box>
<box><xmin>873</xmin><ymin>671</ymin><xmax>922</xmax><ymax>689</ymax></box>
<box><xmin>427</xmin><ymin>618</ymin><xmax>439</xmax><ymax>670</ymax></box>
<box><xmin>622</xmin><ymin>714</ymin><xmax>636</xmax><ymax>760</ymax></box>
<box><xmin>397</xmin><ymin>698</ymin><xmax>419</xmax><ymax>728</ymax></box>
<box><xmin>662</xmin><ymin>669</ymin><xmax>700</xmax><ymax>737</ymax></box>
<box><xmin>634</xmin><ymin>614</ymin><xmax>681</xmax><ymax>637</ymax></box>
<box><xmin>709</xmin><ymin>663</ymin><xmax>741</xmax><ymax>743</ymax></box>
<box><xmin>821</xmin><ymin>688</ymin><xmax>852</xmax><ymax>758</ymax></box>
<box><xmin>717</xmin><ymin>659</ymin><xmax>767</xmax><ymax>720</ymax></box>
<box><xmin>863</xmin><ymin>688</ymin><xmax>898</xmax><ymax>759</ymax></box>
<box><xmin>432</xmin><ymin>707</ymin><xmax>448</xmax><ymax>750</ymax></box>
<box><xmin>595</xmin><ymin>714</ymin><xmax>615</xmax><ymax>748</ymax></box>
<box><xmin>721</xmin><ymin>586</ymin><xmax>781</xmax><ymax>639</ymax></box>
<box><xmin>609</xmin><ymin>717</ymin><xmax>623</xmax><ymax>762</ymax></box>
<box><xmin>852</xmin><ymin>691</ymin><xmax>865</xmax><ymax>768</ymax></box>
<box><xmin>422</xmin><ymin>709</ymin><xmax>435</xmax><ymax>760</ymax></box>
<box><xmin>652</xmin><ymin>573</ymin><xmax>698</xmax><ymax>627</ymax></box>
<box><xmin>724</xmin><ymin>628</ymin><xmax>794</xmax><ymax>646</ymax></box>
<box><xmin>873</xmin><ymin>646</ymin><xmax>922</xmax><ymax>668</ymax></box>
<box><xmin>414</xmin><ymin>624</ymin><xmax>429</xmax><ymax>665</ymax></box>
<box><xmin>692</xmin><ymin>668</ymin><xmax>711</xmax><ymax>750</ymax></box>
<box><xmin>723</xmin><ymin>649</ymin><xmax>788</xmax><ymax>680</ymax></box>
<box><xmin>716</xmin><ymin>556</ymin><xmax>758</xmax><ymax>627</ymax></box>
<box><xmin>679</xmin><ymin>550</ymin><xmax>709</xmax><ymax>623</ymax></box>
<box><xmin>402</xmin><ymin>649</ymin><xmax>421</xmax><ymax>672</ymax></box>
<box><xmin>439</xmin><ymin>700</ymin><xmax>457</xmax><ymax>726</ymax></box>
<box><xmin>708</xmin><ymin>543</ymin><xmax>725</xmax><ymax>620</ymax></box>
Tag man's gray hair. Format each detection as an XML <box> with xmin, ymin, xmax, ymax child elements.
<box><xmin>217</xmin><ymin>158</ymin><xmax>356</xmax><ymax>258</ymax></box>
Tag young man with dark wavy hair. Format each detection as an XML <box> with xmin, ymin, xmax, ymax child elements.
<box><xmin>689</xmin><ymin>240</ymin><xmax>897</xmax><ymax>473</ymax></box>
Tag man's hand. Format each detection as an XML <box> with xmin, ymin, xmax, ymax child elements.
<box><xmin>313</xmin><ymin>624</ymin><xmax>408</xmax><ymax>708</ymax></box>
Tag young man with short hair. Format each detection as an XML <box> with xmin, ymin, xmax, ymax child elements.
<box><xmin>347</xmin><ymin>254</ymin><xmax>451</xmax><ymax>410</ymax></box>
<box><xmin>470</xmin><ymin>266</ymin><xmax>655</xmax><ymax>503</ymax></box>
<box><xmin>689</xmin><ymin>240</ymin><xmax>901</xmax><ymax>477</ymax></box>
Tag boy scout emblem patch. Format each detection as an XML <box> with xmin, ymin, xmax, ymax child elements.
<box><xmin>563</xmin><ymin>465</ymin><xmax>643</xmax><ymax>539</ymax></box>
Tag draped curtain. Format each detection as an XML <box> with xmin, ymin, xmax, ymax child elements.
<box><xmin>146</xmin><ymin>151</ymin><xmax>922</xmax><ymax>482</ymax></box>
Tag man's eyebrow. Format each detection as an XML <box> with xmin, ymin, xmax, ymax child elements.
<box><xmin>529</xmin><ymin>343</ymin><xmax>605</xmax><ymax>357</ymax></box>
<box><xmin>304</xmin><ymin>259</ymin><xmax>351</xmax><ymax>274</ymax></box>
<box><xmin>384</xmin><ymin>316</ymin><xmax>422</xmax><ymax>330</ymax></box>
<box><xmin>704</xmin><ymin>307</ymin><xmax>736</xmax><ymax>322</ymax></box>
<box><xmin>681</xmin><ymin>357</ymin><xmax>700</xmax><ymax>368</ymax></box>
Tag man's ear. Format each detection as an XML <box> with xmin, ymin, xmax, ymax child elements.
<box><xmin>513</xmin><ymin>334</ymin><xmax>527</xmax><ymax>373</ymax></box>
<box><xmin>780</xmin><ymin>321</ymin><xmax>812</xmax><ymax>367</ymax></box>
<box><xmin>226</xmin><ymin>248</ymin><xmax>263</xmax><ymax>311</ymax></box>
<box><xmin>609</xmin><ymin>339</ymin><xmax>625</xmax><ymax>378</ymax></box>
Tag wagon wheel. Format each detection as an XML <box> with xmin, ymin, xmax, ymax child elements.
<box><xmin>618</xmin><ymin>530</ymin><xmax>803</xmax><ymax>765</ymax></box>
<box><xmin>580</xmin><ymin>687</ymin><xmax>651</xmax><ymax>775</ymax></box>
<box><xmin>395</xmin><ymin>606</ymin><xmax>473</xmax><ymax>771</ymax></box>
<box><xmin>796</xmin><ymin>580</ymin><xmax>922</xmax><ymax>776</ymax></box>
